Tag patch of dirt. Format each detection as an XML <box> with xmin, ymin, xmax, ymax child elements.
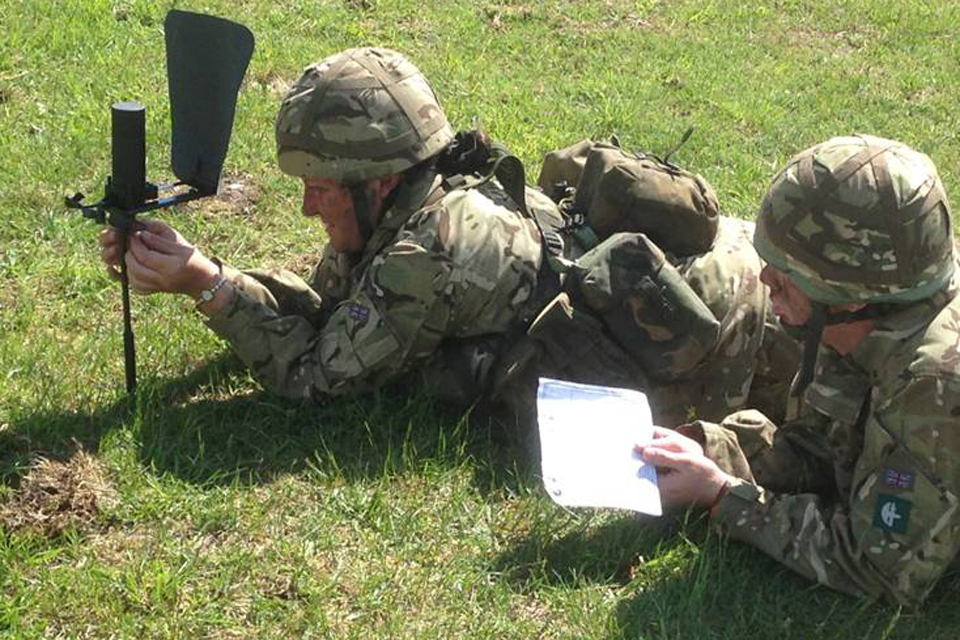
<box><xmin>190</xmin><ymin>173</ymin><xmax>261</xmax><ymax>218</ymax></box>
<box><xmin>283</xmin><ymin>251</ymin><xmax>322</xmax><ymax>277</ymax></box>
<box><xmin>1</xmin><ymin>447</ymin><xmax>116</xmax><ymax>537</ymax></box>
<box><xmin>252</xmin><ymin>70</ymin><xmax>292</xmax><ymax>96</ymax></box>
<box><xmin>85</xmin><ymin>526</ymin><xmax>156</xmax><ymax>565</ymax></box>
<box><xmin>555</xmin><ymin>13</ymin><xmax>658</xmax><ymax>37</ymax></box>
<box><xmin>776</xmin><ymin>24</ymin><xmax>875</xmax><ymax>57</ymax></box>
<box><xmin>484</xmin><ymin>4</ymin><xmax>535</xmax><ymax>30</ymax></box>
<box><xmin>345</xmin><ymin>0</ymin><xmax>377</xmax><ymax>10</ymax></box>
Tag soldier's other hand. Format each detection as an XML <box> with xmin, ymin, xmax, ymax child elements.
<box><xmin>98</xmin><ymin>219</ymin><xmax>180</xmax><ymax>282</ymax></box>
<box><xmin>98</xmin><ymin>225</ymin><xmax>124</xmax><ymax>281</ymax></box>
<box><xmin>102</xmin><ymin>220</ymin><xmax>219</xmax><ymax>298</ymax></box>
<box><xmin>634</xmin><ymin>426</ymin><xmax>732</xmax><ymax>510</ymax></box>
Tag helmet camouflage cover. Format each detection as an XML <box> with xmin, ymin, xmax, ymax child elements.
<box><xmin>754</xmin><ymin>134</ymin><xmax>955</xmax><ymax>305</ymax></box>
<box><xmin>275</xmin><ymin>47</ymin><xmax>455</xmax><ymax>183</ymax></box>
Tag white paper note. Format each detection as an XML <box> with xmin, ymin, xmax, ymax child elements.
<box><xmin>536</xmin><ymin>377</ymin><xmax>661</xmax><ymax>516</ymax></box>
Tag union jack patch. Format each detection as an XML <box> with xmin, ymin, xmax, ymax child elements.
<box><xmin>348</xmin><ymin>302</ymin><xmax>370</xmax><ymax>324</ymax></box>
<box><xmin>883</xmin><ymin>468</ymin><xmax>915</xmax><ymax>491</ymax></box>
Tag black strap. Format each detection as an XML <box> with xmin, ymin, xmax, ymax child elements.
<box><xmin>792</xmin><ymin>302</ymin><xmax>888</xmax><ymax>397</ymax></box>
<box><xmin>662</xmin><ymin>126</ymin><xmax>694</xmax><ymax>165</ymax></box>
<box><xmin>493</xmin><ymin>154</ymin><xmax>565</xmax><ymax>259</ymax></box>
<box><xmin>348</xmin><ymin>182</ymin><xmax>375</xmax><ymax>243</ymax></box>
<box><xmin>793</xmin><ymin>303</ymin><xmax>827</xmax><ymax>396</ymax></box>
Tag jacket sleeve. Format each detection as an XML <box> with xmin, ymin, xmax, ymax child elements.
<box><xmin>693</xmin><ymin>409</ymin><xmax>835</xmax><ymax>491</ymax></box>
<box><xmin>710</xmin><ymin>374</ymin><xmax>960</xmax><ymax>607</ymax></box>
<box><xmin>204</xmin><ymin>239</ymin><xmax>453</xmax><ymax>400</ymax></box>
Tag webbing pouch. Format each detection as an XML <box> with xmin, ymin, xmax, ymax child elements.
<box><xmin>565</xmin><ymin>232</ymin><xmax>721</xmax><ymax>381</ymax></box>
<box><xmin>575</xmin><ymin>145</ymin><xmax>720</xmax><ymax>257</ymax></box>
<box><xmin>526</xmin><ymin>292</ymin><xmax>648</xmax><ymax>390</ymax></box>
<box><xmin>537</xmin><ymin>138</ymin><xmax>596</xmax><ymax>202</ymax></box>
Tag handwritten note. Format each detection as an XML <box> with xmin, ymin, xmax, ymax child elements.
<box><xmin>536</xmin><ymin>377</ymin><xmax>661</xmax><ymax>516</ymax></box>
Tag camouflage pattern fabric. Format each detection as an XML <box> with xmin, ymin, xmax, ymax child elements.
<box><xmin>574</xmin><ymin>143</ymin><xmax>720</xmax><ymax>257</ymax></box>
<box><xmin>204</xmin><ymin>169</ymin><xmax>542</xmax><ymax>400</ymax></box>
<box><xmin>697</xmin><ymin>279</ymin><xmax>960</xmax><ymax>606</ymax></box>
<box><xmin>537</xmin><ymin>138</ymin><xmax>595</xmax><ymax>202</ymax></box>
<box><xmin>565</xmin><ymin>232</ymin><xmax>722</xmax><ymax>381</ymax></box>
<box><xmin>493</xmin><ymin>215</ymin><xmax>800</xmax><ymax>427</ymax></box>
<box><xmin>275</xmin><ymin>48</ymin><xmax>455</xmax><ymax>183</ymax></box>
<box><xmin>755</xmin><ymin>134</ymin><xmax>954</xmax><ymax>306</ymax></box>
<box><xmin>645</xmin><ymin>216</ymin><xmax>798</xmax><ymax>425</ymax></box>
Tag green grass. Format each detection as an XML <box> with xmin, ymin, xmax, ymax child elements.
<box><xmin>3</xmin><ymin>0</ymin><xmax>960</xmax><ymax>637</ymax></box>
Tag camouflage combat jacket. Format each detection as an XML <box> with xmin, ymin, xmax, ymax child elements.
<box><xmin>204</xmin><ymin>171</ymin><xmax>543</xmax><ymax>400</ymax></box>
<box><xmin>702</xmin><ymin>280</ymin><xmax>960</xmax><ymax>606</ymax></box>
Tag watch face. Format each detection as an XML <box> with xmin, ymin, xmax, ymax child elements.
<box><xmin>201</xmin><ymin>290</ymin><xmax>214</xmax><ymax>302</ymax></box>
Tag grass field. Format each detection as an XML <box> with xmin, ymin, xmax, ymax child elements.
<box><xmin>3</xmin><ymin>0</ymin><xmax>960</xmax><ymax>637</ymax></box>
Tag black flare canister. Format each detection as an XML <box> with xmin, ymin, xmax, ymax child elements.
<box><xmin>110</xmin><ymin>100</ymin><xmax>147</xmax><ymax>210</ymax></box>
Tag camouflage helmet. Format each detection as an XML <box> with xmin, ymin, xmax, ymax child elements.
<box><xmin>754</xmin><ymin>134</ymin><xmax>954</xmax><ymax>306</ymax></box>
<box><xmin>275</xmin><ymin>47</ymin><xmax>455</xmax><ymax>183</ymax></box>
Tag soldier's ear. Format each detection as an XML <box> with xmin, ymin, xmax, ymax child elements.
<box><xmin>369</xmin><ymin>173</ymin><xmax>402</xmax><ymax>198</ymax></box>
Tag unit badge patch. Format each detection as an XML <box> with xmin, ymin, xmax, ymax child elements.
<box><xmin>873</xmin><ymin>494</ymin><xmax>912</xmax><ymax>534</ymax></box>
<box><xmin>882</xmin><ymin>468</ymin><xmax>915</xmax><ymax>491</ymax></box>
<box><xmin>348</xmin><ymin>302</ymin><xmax>370</xmax><ymax>324</ymax></box>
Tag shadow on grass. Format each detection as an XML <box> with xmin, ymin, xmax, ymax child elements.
<box><xmin>1</xmin><ymin>353</ymin><xmax>537</xmax><ymax>493</ymax></box>
<box><xmin>492</xmin><ymin>508</ymin><xmax>960</xmax><ymax>640</ymax></box>
<box><xmin>491</xmin><ymin>510</ymin><xmax>688</xmax><ymax>590</ymax></box>
<box><xmin>0</xmin><ymin>354</ymin><xmax>242</xmax><ymax>487</ymax></box>
<box><xmin>609</xmin><ymin>530</ymin><xmax>960</xmax><ymax>640</ymax></box>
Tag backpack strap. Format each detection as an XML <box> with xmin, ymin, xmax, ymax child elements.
<box><xmin>493</xmin><ymin>153</ymin><xmax>574</xmax><ymax>272</ymax></box>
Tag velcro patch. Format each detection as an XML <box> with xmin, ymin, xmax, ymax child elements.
<box><xmin>348</xmin><ymin>302</ymin><xmax>370</xmax><ymax>324</ymax></box>
<box><xmin>873</xmin><ymin>494</ymin><xmax>912</xmax><ymax>534</ymax></box>
<box><xmin>882</xmin><ymin>468</ymin><xmax>915</xmax><ymax>491</ymax></box>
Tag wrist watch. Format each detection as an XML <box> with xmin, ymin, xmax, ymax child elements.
<box><xmin>195</xmin><ymin>275</ymin><xmax>227</xmax><ymax>308</ymax></box>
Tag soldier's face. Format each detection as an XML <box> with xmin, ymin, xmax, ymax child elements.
<box><xmin>301</xmin><ymin>174</ymin><xmax>402</xmax><ymax>253</ymax></box>
<box><xmin>760</xmin><ymin>264</ymin><xmax>812</xmax><ymax>327</ymax></box>
<box><xmin>302</xmin><ymin>177</ymin><xmax>365</xmax><ymax>253</ymax></box>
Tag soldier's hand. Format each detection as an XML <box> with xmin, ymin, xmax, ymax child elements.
<box><xmin>98</xmin><ymin>219</ymin><xmax>175</xmax><ymax>281</ymax></box>
<box><xmin>634</xmin><ymin>426</ymin><xmax>732</xmax><ymax>510</ymax></box>
<box><xmin>99</xmin><ymin>219</ymin><xmax>220</xmax><ymax>298</ymax></box>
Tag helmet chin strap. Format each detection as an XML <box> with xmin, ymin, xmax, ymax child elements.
<box><xmin>792</xmin><ymin>302</ymin><xmax>884</xmax><ymax>396</ymax></box>
<box><xmin>348</xmin><ymin>182</ymin><xmax>376</xmax><ymax>245</ymax></box>
<box><xmin>793</xmin><ymin>303</ymin><xmax>827</xmax><ymax>396</ymax></box>
<box><xmin>347</xmin><ymin>178</ymin><xmax>402</xmax><ymax>247</ymax></box>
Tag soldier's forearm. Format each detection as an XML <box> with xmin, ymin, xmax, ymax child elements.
<box><xmin>711</xmin><ymin>480</ymin><xmax>948</xmax><ymax>607</ymax></box>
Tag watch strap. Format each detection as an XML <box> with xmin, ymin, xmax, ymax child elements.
<box><xmin>195</xmin><ymin>275</ymin><xmax>227</xmax><ymax>308</ymax></box>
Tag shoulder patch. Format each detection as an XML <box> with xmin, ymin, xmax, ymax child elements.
<box><xmin>873</xmin><ymin>494</ymin><xmax>913</xmax><ymax>533</ymax></box>
<box><xmin>348</xmin><ymin>302</ymin><xmax>370</xmax><ymax>324</ymax></box>
<box><xmin>882</xmin><ymin>468</ymin><xmax>915</xmax><ymax>491</ymax></box>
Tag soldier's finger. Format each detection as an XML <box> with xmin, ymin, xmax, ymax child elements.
<box><xmin>640</xmin><ymin>446</ymin><xmax>696</xmax><ymax>470</ymax></box>
<box><xmin>638</xmin><ymin>438</ymin><xmax>688</xmax><ymax>455</ymax></box>
<box><xmin>100</xmin><ymin>243</ymin><xmax>121</xmax><ymax>266</ymax></box>
<box><xmin>650</xmin><ymin>426</ymin><xmax>677</xmax><ymax>439</ymax></box>
<box><xmin>124</xmin><ymin>244</ymin><xmax>164</xmax><ymax>289</ymax></box>
<box><xmin>98</xmin><ymin>227</ymin><xmax>120</xmax><ymax>248</ymax></box>
<box><xmin>138</xmin><ymin>218</ymin><xmax>178</xmax><ymax>240</ymax></box>
<box><xmin>138</xmin><ymin>230</ymin><xmax>186</xmax><ymax>256</ymax></box>
<box><xmin>129</xmin><ymin>233</ymin><xmax>180</xmax><ymax>273</ymax></box>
